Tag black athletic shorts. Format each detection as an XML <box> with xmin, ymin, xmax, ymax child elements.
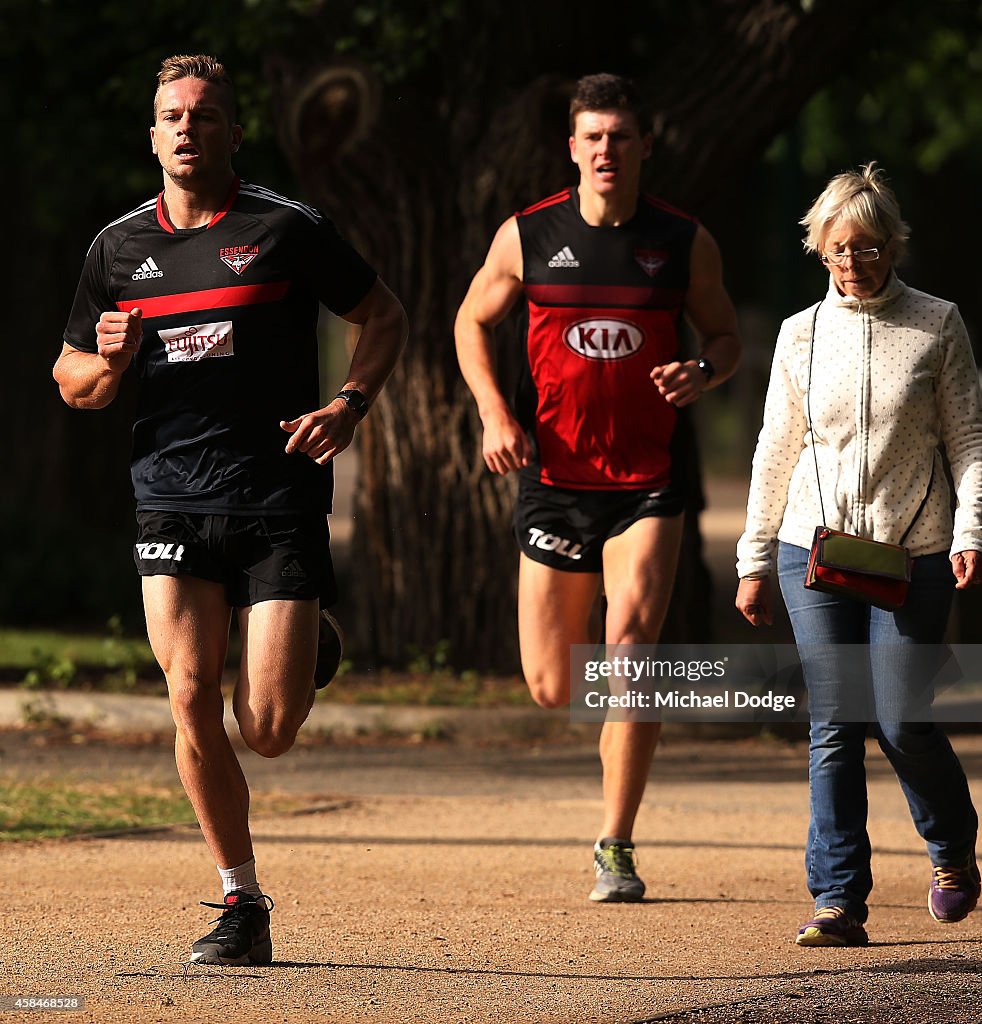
<box><xmin>134</xmin><ymin>510</ymin><xmax>337</xmax><ymax>608</ymax></box>
<box><xmin>514</xmin><ymin>476</ymin><xmax>684</xmax><ymax>573</ymax></box>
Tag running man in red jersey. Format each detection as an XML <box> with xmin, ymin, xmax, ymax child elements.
<box><xmin>455</xmin><ymin>73</ymin><xmax>740</xmax><ymax>901</ymax></box>
<box><xmin>54</xmin><ymin>55</ymin><xmax>407</xmax><ymax>961</ymax></box>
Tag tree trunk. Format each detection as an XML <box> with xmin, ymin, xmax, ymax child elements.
<box><xmin>267</xmin><ymin>0</ymin><xmax>891</xmax><ymax>668</ymax></box>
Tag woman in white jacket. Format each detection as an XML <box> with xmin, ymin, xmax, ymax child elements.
<box><xmin>736</xmin><ymin>164</ymin><xmax>981</xmax><ymax>946</ymax></box>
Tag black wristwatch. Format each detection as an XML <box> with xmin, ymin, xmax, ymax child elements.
<box><xmin>695</xmin><ymin>357</ymin><xmax>715</xmax><ymax>384</ymax></box>
<box><xmin>335</xmin><ymin>388</ymin><xmax>369</xmax><ymax>419</ymax></box>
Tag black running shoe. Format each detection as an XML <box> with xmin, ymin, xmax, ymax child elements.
<box><xmin>314</xmin><ymin>610</ymin><xmax>344</xmax><ymax>690</ymax></box>
<box><xmin>190</xmin><ymin>890</ymin><xmax>274</xmax><ymax>966</ymax></box>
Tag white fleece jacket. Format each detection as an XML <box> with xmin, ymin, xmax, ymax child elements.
<box><xmin>736</xmin><ymin>274</ymin><xmax>982</xmax><ymax>578</ymax></box>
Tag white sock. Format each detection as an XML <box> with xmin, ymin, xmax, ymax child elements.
<box><xmin>218</xmin><ymin>857</ymin><xmax>262</xmax><ymax>897</ymax></box>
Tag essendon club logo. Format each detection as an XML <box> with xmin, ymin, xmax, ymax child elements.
<box><xmin>219</xmin><ymin>244</ymin><xmax>260</xmax><ymax>275</ymax></box>
<box><xmin>634</xmin><ymin>248</ymin><xmax>667</xmax><ymax>277</ymax></box>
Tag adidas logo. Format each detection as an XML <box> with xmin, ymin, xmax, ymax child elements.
<box><xmin>547</xmin><ymin>246</ymin><xmax>580</xmax><ymax>268</ymax></box>
<box><xmin>281</xmin><ymin>560</ymin><xmax>307</xmax><ymax>579</ymax></box>
<box><xmin>132</xmin><ymin>256</ymin><xmax>164</xmax><ymax>281</ymax></box>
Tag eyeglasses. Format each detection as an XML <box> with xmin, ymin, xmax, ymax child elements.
<box><xmin>821</xmin><ymin>248</ymin><xmax>881</xmax><ymax>265</ymax></box>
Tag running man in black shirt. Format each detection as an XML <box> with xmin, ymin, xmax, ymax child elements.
<box><xmin>53</xmin><ymin>54</ymin><xmax>407</xmax><ymax>964</ymax></box>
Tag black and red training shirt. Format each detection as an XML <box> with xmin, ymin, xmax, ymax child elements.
<box><xmin>516</xmin><ymin>188</ymin><xmax>697</xmax><ymax>490</ymax></box>
<box><xmin>63</xmin><ymin>178</ymin><xmax>377</xmax><ymax>516</ymax></box>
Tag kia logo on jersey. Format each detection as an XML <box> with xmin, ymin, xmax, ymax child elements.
<box><xmin>563</xmin><ymin>318</ymin><xmax>645</xmax><ymax>360</ymax></box>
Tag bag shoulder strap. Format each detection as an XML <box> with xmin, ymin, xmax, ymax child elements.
<box><xmin>805</xmin><ymin>301</ymin><xmax>826</xmax><ymax>525</ymax></box>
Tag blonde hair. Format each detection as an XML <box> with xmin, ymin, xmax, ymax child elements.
<box><xmin>800</xmin><ymin>162</ymin><xmax>909</xmax><ymax>261</ymax></box>
<box><xmin>154</xmin><ymin>54</ymin><xmax>236</xmax><ymax>121</ymax></box>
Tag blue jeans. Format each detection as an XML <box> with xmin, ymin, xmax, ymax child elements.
<box><xmin>778</xmin><ymin>542</ymin><xmax>977</xmax><ymax>922</ymax></box>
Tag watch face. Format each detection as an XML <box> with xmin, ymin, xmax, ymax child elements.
<box><xmin>340</xmin><ymin>389</ymin><xmax>368</xmax><ymax>418</ymax></box>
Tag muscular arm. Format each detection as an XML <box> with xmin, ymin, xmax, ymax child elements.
<box><xmin>52</xmin><ymin>309</ymin><xmax>143</xmax><ymax>409</ymax></box>
<box><xmin>454</xmin><ymin>217</ymin><xmax>531</xmax><ymax>474</ymax></box>
<box><xmin>280</xmin><ymin>278</ymin><xmax>408</xmax><ymax>464</ymax></box>
<box><xmin>651</xmin><ymin>225</ymin><xmax>741</xmax><ymax>407</ymax></box>
<box><xmin>337</xmin><ymin>278</ymin><xmax>409</xmax><ymax>402</ymax></box>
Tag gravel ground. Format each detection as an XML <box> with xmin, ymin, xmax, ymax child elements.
<box><xmin>2</xmin><ymin>731</ymin><xmax>981</xmax><ymax>1023</ymax></box>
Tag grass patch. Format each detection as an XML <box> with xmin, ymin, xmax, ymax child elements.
<box><xmin>0</xmin><ymin>780</ymin><xmax>314</xmax><ymax>842</ymax></box>
<box><xmin>0</xmin><ymin>781</ymin><xmax>193</xmax><ymax>841</ymax></box>
<box><xmin>0</xmin><ymin>629</ymin><xmax>531</xmax><ymax>707</ymax></box>
<box><xmin>0</xmin><ymin>625</ymin><xmax>161</xmax><ymax>692</ymax></box>
<box><xmin>325</xmin><ymin>671</ymin><xmax>531</xmax><ymax>707</ymax></box>
<box><xmin>0</xmin><ymin>628</ymin><xmax>156</xmax><ymax>672</ymax></box>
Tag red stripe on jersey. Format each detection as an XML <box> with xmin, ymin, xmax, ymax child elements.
<box><xmin>118</xmin><ymin>282</ymin><xmax>290</xmax><ymax>318</ymax></box>
<box><xmin>156</xmin><ymin>177</ymin><xmax>241</xmax><ymax>233</ymax></box>
<box><xmin>155</xmin><ymin>194</ymin><xmax>175</xmax><ymax>234</ymax></box>
<box><xmin>209</xmin><ymin>177</ymin><xmax>240</xmax><ymax>228</ymax></box>
<box><xmin>526</xmin><ymin>283</ymin><xmax>686</xmax><ymax>309</ymax></box>
<box><xmin>518</xmin><ymin>189</ymin><xmax>572</xmax><ymax>217</ymax></box>
<box><xmin>642</xmin><ymin>194</ymin><xmax>698</xmax><ymax>223</ymax></box>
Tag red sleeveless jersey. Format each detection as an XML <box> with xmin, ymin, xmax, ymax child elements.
<box><xmin>517</xmin><ymin>188</ymin><xmax>696</xmax><ymax>490</ymax></box>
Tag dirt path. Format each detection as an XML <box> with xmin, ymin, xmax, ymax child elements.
<box><xmin>2</xmin><ymin>732</ymin><xmax>982</xmax><ymax>1023</ymax></box>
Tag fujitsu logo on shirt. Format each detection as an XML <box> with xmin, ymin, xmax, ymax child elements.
<box><xmin>564</xmin><ymin>318</ymin><xmax>645</xmax><ymax>360</ymax></box>
<box><xmin>158</xmin><ymin>321</ymin><xmax>234</xmax><ymax>362</ymax></box>
<box><xmin>132</xmin><ymin>257</ymin><xmax>164</xmax><ymax>281</ymax></box>
<box><xmin>220</xmin><ymin>245</ymin><xmax>260</xmax><ymax>275</ymax></box>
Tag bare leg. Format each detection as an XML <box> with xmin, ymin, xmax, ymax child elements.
<box><xmin>142</xmin><ymin>576</ymin><xmax>250</xmax><ymax>868</ymax></box>
<box><xmin>144</xmin><ymin>580</ymin><xmax>320</xmax><ymax>871</ymax></box>
<box><xmin>517</xmin><ymin>554</ymin><xmax>601</xmax><ymax>708</ymax></box>
<box><xmin>597</xmin><ymin>514</ymin><xmax>684</xmax><ymax>842</ymax></box>
<box><xmin>233</xmin><ymin>598</ymin><xmax>319</xmax><ymax>758</ymax></box>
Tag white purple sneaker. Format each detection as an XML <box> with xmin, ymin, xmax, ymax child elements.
<box><xmin>795</xmin><ymin>906</ymin><xmax>869</xmax><ymax>947</ymax></box>
<box><xmin>929</xmin><ymin>853</ymin><xmax>980</xmax><ymax>924</ymax></box>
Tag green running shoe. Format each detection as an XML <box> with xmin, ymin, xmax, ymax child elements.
<box><xmin>589</xmin><ymin>838</ymin><xmax>645</xmax><ymax>902</ymax></box>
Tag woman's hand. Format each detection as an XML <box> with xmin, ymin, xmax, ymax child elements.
<box><xmin>952</xmin><ymin>551</ymin><xmax>982</xmax><ymax>589</ymax></box>
<box><xmin>736</xmin><ymin>576</ymin><xmax>774</xmax><ymax>626</ymax></box>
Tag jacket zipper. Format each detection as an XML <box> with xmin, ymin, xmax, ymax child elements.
<box><xmin>856</xmin><ymin>304</ymin><xmax>872</xmax><ymax>537</ymax></box>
